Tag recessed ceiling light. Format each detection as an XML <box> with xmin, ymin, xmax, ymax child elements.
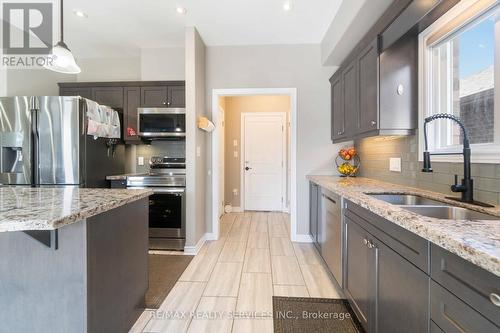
<box><xmin>176</xmin><ymin>7</ymin><xmax>187</xmax><ymax>15</ymax></box>
<box><xmin>73</xmin><ymin>10</ymin><xmax>88</xmax><ymax>18</ymax></box>
<box><xmin>283</xmin><ymin>1</ymin><xmax>292</xmax><ymax>11</ymax></box>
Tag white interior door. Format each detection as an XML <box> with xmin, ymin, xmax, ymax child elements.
<box><xmin>243</xmin><ymin>113</ymin><xmax>285</xmax><ymax>211</ymax></box>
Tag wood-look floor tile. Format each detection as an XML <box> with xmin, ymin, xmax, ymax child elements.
<box><xmin>300</xmin><ymin>264</ymin><xmax>344</xmax><ymax>298</ymax></box>
<box><xmin>143</xmin><ymin>282</ymin><xmax>206</xmax><ymax>333</ymax></box>
<box><xmin>247</xmin><ymin>232</ymin><xmax>269</xmax><ymax>249</ymax></box>
<box><xmin>232</xmin><ymin>317</ymin><xmax>274</xmax><ymax>333</ymax></box>
<box><xmin>179</xmin><ymin>253</ymin><xmax>219</xmax><ymax>282</ymax></box>
<box><xmin>236</xmin><ymin>273</ymin><xmax>273</xmax><ymax>313</ymax></box>
<box><xmin>271</xmin><ymin>256</ymin><xmax>305</xmax><ymax>286</ymax></box>
<box><xmin>228</xmin><ymin>224</ymin><xmax>250</xmax><ymax>242</ymax></box>
<box><xmin>269</xmin><ymin>222</ymin><xmax>288</xmax><ymax>237</ymax></box>
<box><xmin>187</xmin><ymin>297</ymin><xmax>237</xmax><ymax>333</ymax></box>
<box><xmin>273</xmin><ymin>285</ymin><xmax>310</xmax><ymax>298</ymax></box>
<box><xmin>293</xmin><ymin>242</ymin><xmax>323</xmax><ymax>266</ymax></box>
<box><xmin>243</xmin><ymin>248</ymin><xmax>271</xmax><ymax>273</ymax></box>
<box><xmin>270</xmin><ymin>237</ymin><xmax>294</xmax><ymax>256</ymax></box>
<box><xmin>204</xmin><ymin>262</ymin><xmax>243</xmax><ymax>297</ymax></box>
<box><xmin>128</xmin><ymin>310</ymin><xmax>154</xmax><ymax>333</ymax></box>
<box><xmin>219</xmin><ymin>241</ymin><xmax>246</xmax><ymax>262</ymax></box>
<box><xmin>249</xmin><ymin>219</ymin><xmax>268</xmax><ymax>233</ymax></box>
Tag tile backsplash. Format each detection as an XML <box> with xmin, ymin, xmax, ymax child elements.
<box><xmin>127</xmin><ymin>140</ymin><xmax>186</xmax><ymax>174</ymax></box>
<box><xmin>355</xmin><ymin>135</ymin><xmax>500</xmax><ymax>206</ymax></box>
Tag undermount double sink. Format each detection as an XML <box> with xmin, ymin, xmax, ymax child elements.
<box><xmin>368</xmin><ymin>193</ymin><xmax>499</xmax><ymax>221</ymax></box>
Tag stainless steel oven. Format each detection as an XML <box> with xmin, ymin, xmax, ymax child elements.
<box><xmin>137</xmin><ymin>108</ymin><xmax>186</xmax><ymax>138</ymax></box>
<box><xmin>126</xmin><ymin>157</ymin><xmax>186</xmax><ymax>250</ymax></box>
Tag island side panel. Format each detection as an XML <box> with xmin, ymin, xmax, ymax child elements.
<box><xmin>0</xmin><ymin>221</ymin><xmax>87</xmax><ymax>333</ymax></box>
<box><xmin>86</xmin><ymin>198</ymin><xmax>149</xmax><ymax>333</ymax></box>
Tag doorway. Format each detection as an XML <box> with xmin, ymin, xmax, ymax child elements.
<box><xmin>242</xmin><ymin>112</ymin><xmax>286</xmax><ymax>211</ymax></box>
<box><xmin>211</xmin><ymin>88</ymin><xmax>297</xmax><ymax>241</ymax></box>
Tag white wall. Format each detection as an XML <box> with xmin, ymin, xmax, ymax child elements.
<box><xmin>141</xmin><ymin>47</ymin><xmax>185</xmax><ymax>81</ymax></box>
<box><xmin>206</xmin><ymin>44</ymin><xmax>343</xmax><ymax>237</ymax></box>
<box><xmin>185</xmin><ymin>27</ymin><xmax>207</xmax><ymax>248</ymax></box>
<box><xmin>5</xmin><ymin>69</ymin><xmax>76</xmax><ymax>96</ymax></box>
<box><xmin>0</xmin><ymin>69</ymin><xmax>7</xmax><ymax>96</ymax></box>
<box><xmin>77</xmin><ymin>57</ymin><xmax>141</xmax><ymax>81</ymax></box>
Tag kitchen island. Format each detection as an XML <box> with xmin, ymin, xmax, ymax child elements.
<box><xmin>0</xmin><ymin>186</ymin><xmax>152</xmax><ymax>333</ymax></box>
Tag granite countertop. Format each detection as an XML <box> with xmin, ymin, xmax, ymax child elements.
<box><xmin>0</xmin><ymin>187</ymin><xmax>153</xmax><ymax>232</ymax></box>
<box><xmin>106</xmin><ymin>173</ymin><xmax>147</xmax><ymax>181</ymax></box>
<box><xmin>307</xmin><ymin>175</ymin><xmax>500</xmax><ymax>277</ymax></box>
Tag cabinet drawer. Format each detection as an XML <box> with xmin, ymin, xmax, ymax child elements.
<box><xmin>345</xmin><ymin>200</ymin><xmax>429</xmax><ymax>273</ymax></box>
<box><xmin>431</xmin><ymin>280</ymin><xmax>500</xmax><ymax>333</ymax></box>
<box><xmin>431</xmin><ymin>244</ymin><xmax>500</xmax><ymax>326</ymax></box>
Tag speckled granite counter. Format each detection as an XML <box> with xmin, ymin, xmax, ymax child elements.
<box><xmin>0</xmin><ymin>186</ymin><xmax>152</xmax><ymax>232</ymax></box>
<box><xmin>307</xmin><ymin>175</ymin><xmax>500</xmax><ymax>277</ymax></box>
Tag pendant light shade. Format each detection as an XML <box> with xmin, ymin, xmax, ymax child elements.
<box><xmin>45</xmin><ymin>41</ymin><xmax>81</xmax><ymax>74</ymax></box>
<box><xmin>45</xmin><ymin>0</ymin><xmax>81</xmax><ymax>74</ymax></box>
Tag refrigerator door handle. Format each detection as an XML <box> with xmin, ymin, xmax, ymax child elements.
<box><xmin>30</xmin><ymin>96</ymin><xmax>40</xmax><ymax>187</ymax></box>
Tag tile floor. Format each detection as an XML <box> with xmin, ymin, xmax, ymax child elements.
<box><xmin>130</xmin><ymin>211</ymin><xmax>344</xmax><ymax>333</ymax></box>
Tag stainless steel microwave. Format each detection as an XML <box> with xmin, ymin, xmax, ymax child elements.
<box><xmin>137</xmin><ymin>108</ymin><xmax>186</xmax><ymax>138</ymax></box>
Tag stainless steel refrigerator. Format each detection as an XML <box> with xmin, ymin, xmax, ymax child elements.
<box><xmin>0</xmin><ymin>96</ymin><xmax>125</xmax><ymax>188</ymax></box>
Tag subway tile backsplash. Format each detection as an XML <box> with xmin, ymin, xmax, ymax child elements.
<box><xmin>355</xmin><ymin>135</ymin><xmax>500</xmax><ymax>206</ymax></box>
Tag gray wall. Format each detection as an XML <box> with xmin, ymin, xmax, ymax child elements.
<box><xmin>4</xmin><ymin>69</ymin><xmax>76</xmax><ymax>96</ymax></box>
<box><xmin>355</xmin><ymin>135</ymin><xmax>500</xmax><ymax>206</ymax></box>
<box><xmin>205</xmin><ymin>44</ymin><xmax>343</xmax><ymax>237</ymax></box>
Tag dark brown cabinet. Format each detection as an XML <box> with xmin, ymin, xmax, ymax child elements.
<box><xmin>141</xmin><ymin>84</ymin><xmax>185</xmax><ymax>108</ymax></box>
<box><xmin>357</xmin><ymin>39</ymin><xmax>379</xmax><ymax>135</ymax></box>
<box><xmin>330</xmin><ymin>72</ymin><xmax>344</xmax><ymax>142</ymax></box>
<box><xmin>123</xmin><ymin>87</ymin><xmax>141</xmax><ymax>143</ymax></box>
<box><xmin>91</xmin><ymin>87</ymin><xmax>124</xmax><ymax>109</ymax></box>
<box><xmin>58</xmin><ymin>81</ymin><xmax>185</xmax><ymax>144</ymax></box>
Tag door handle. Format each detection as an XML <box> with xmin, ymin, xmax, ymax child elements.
<box><xmin>245</xmin><ymin>167</ymin><xmax>252</xmax><ymax>171</ymax></box>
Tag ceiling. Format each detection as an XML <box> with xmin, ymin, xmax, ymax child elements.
<box><xmin>63</xmin><ymin>0</ymin><xmax>343</xmax><ymax>58</ymax></box>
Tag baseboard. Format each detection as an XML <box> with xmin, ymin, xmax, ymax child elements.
<box><xmin>205</xmin><ymin>232</ymin><xmax>217</xmax><ymax>241</ymax></box>
<box><xmin>183</xmin><ymin>234</ymin><xmax>206</xmax><ymax>255</ymax></box>
<box><xmin>231</xmin><ymin>206</ymin><xmax>243</xmax><ymax>213</ymax></box>
<box><xmin>292</xmin><ymin>234</ymin><xmax>313</xmax><ymax>243</ymax></box>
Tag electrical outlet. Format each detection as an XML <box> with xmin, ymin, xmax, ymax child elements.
<box><xmin>196</xmin><ymin>146</ymin><xmax>201</xmax><ymax>157</ymax></box>
<box><xmin>138</xmin><ymin>156</ymin><xmax>144</xmax><ymax>166</ymax></box>
<box><xmin>233</xmin><ymin>188</ymin><xmax>239</xmax><ymax>196</ymax></box>
<box><xmin>233</xmin><ymin>151</ymin><xmax>238</xmax><ymax>158</ymax></box>
<box><xmin>389</xmin><ymin>157</ymin><xmax>401</xmax><ymax>172</ymax></box>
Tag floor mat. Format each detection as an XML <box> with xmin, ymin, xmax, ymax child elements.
<box><xmin>273</xmin><ymin>297</ymin><xmax>364</xmax><ymax>333</ymax></box>
<box><xmin>145</xmin><ymin>254</ymin><xmax>193</xmax><ymax>309</ymax></box>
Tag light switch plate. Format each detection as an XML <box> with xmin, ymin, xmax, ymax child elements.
<box><xmin>138</xmin><ymin>156</ymin><xmax>144</xmax><ymax>166</ymax></box>
<box><xmin>196</xmin><ymin>146</ymin><xmax>201</xmax><ymax>157</ymax></box>
<box><xmin>389</xmin><ymin>157</ymin><xmax>401</xmax><ymax>172</ymax></box>
<box><xmin>233</xmin><ymin>140</ymin><xmax>238</xmax><ymax>147</ymax></box>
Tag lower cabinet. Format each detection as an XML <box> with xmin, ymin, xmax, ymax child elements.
<box><xmin>309</xmin><ymin>182</ymin><xmax>321</xmax><ymax>250</ymax></box>
<box><xmin>344</xmin><ymin>215</ymin><xmax>429</xmax><ymax>333</ymax></box>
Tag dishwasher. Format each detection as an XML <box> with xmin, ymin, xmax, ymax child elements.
<box><xmin>319</xmin><ymin>188</ymin><xmax>343</xmax><ymax>287</ymax></box>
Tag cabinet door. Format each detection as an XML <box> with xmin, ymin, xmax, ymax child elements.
<box><xmin>344</xmin><ymin>217</ymin><xmax>375</xmax><ymax>332</ymax></box>
<box><xmin>374</xmin><ymin>237</ymin><xmax>429</xmax><ymax>333</ymax></box>
<box><xmin>123</xmin><ymin>87</ymin><xmax>141</xmax><ymax>143</ymax></box>
<box><xmin>309</xmin><ymin>182</ymin><xmax>319</xmax><ymax>246</ymax></box>
<box><xmin>60</xmin><ymin>87</ymin><xmax>92</xmax><ymax>99</ymax></box>
<box><xmin>140</xmin><ymin>86</ymin><xmax>168</xmax><ymax>107</ymax></box>
<box><xmin>167</xmin><ymin>85</ymin><xmax>186</xmax><ymax>108</ymax></box>
<box><xmin>342</xmin><ymin>59</ymin><xmax>358</xmax><ymax>138</ymax></box>
<box><xmin>91</xmin><ymin>87</ymin><xmax>124</xmax><ymax>108</ymax></box>
<box><xmin>330</xmin><ymin>72</ymin><xmax>344</xmax><ymax>142</ymax></box>
<box><xmin>357</xmin><ymin>38</ymin><xmax>379</xmax><ymax>134</ymax></box>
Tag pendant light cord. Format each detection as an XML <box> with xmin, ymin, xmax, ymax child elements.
<box><xmin>60</xmin><ymin>0</ymin><xmax>64</xmax><ymax>42</ymax></box>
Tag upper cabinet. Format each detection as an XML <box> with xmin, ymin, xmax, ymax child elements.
<box><xmin>329</xmin><ymin>0</ymin><xmax>460</xmax><ymax>143</ymax></box>
<box><xmin>141</xmin><ymin>84</ymin><xmax>185</xmax><ymax>108</ymax></box>
<box><xmin>58</xmin><ymin>81</ymin><xmax>185</xmax><ymax>144</ymax></box>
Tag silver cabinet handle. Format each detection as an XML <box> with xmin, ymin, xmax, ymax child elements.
<box><xmin>371</xmin><ymin>120</ymin><xmax>376</xmax><ymax>126</ymax></box>
<box><xmin>490</xmin><ymin>293</ymin><xmax>500</xmax><ymax>307</ymax></box>
<box><xmin>363</xmin><ymin>238</ymin><xmax>368</xmax><ymax>245</ymax></box>
<box><xmin>163</xmin><ymin>101</ymin><xmax>167</xmax><ymax>105</ymax></box>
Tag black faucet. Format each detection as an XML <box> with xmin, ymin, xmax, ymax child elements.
<box><xmin>422</xmin><ymin>113</ymin><xmax>492</xmax><ymax>207</ymax></box>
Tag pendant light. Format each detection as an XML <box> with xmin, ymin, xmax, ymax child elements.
<box><xmin>45</xmin><ymin>0</ymin><xmax>81</xmax><ymax>74</ymax></box>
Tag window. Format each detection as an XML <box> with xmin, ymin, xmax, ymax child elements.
<box><xmin>420</xmin><ymin>1</ymin><xmax>500</xmax><ymax>162</ymax></box>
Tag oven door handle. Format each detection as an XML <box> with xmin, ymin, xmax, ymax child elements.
<box><xmin>127</xmin><ymin>186</ymin><xmax>186</xmax><ymax>194</ymax></box>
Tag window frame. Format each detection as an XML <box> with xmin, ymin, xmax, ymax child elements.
<box><xmin>418</xmin><ymin>0</ymin><xmax>500</xmax><ymax>163</ymax></box>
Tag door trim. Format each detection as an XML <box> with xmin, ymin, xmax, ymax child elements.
<box><xmin>241</xmin><ymin>112</ymin><xmax>287</xmax><ymax>212</ymax></box>
<box><xmin>211</xmin><ymin>88</ymin><xmax>297</xmax><ymax>241</ymax></box>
